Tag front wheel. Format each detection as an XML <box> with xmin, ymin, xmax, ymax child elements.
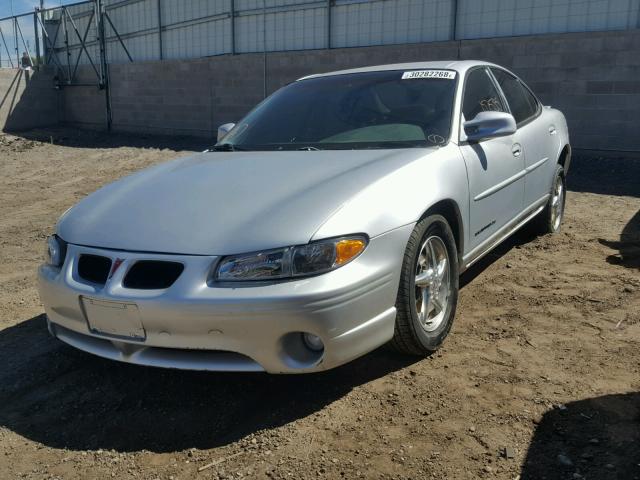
<box><xmin>389</xmin><ymin>214</ymin><xmax>459</xmax><ymax>355</ymax></box>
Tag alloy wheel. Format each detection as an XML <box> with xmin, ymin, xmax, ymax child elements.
<box><xmin>551</xmin><ymin>174</ymin><xmax>565</xmax><ymax>231</ymax></box>
<box><xmin>414</xmin><ymin>236</ymin><xmax>450</xmax><ymax>332</ymax></box>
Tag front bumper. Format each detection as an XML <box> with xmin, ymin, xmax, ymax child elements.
<box><xmin>37</xmin><ymin>225</ymin><xmax>412</xmax><ymax>373</ymax></box>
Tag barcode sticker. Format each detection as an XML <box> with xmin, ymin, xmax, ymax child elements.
<box><xmin>402</xmin><ymin>70</ymin><xmax>457</xmax><ymax>80</ymax></box>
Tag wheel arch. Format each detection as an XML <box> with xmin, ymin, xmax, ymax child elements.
<box><xmin>419</xmin><ymin>199</ymin><xmax>464</xmax><ymax>264</ymax></box>
<box><xmin>558</xmin><ymin>144</ymin><xmax>571</xmax><ymax>174</ymax></box>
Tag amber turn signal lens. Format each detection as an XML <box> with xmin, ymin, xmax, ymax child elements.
<box><xmin>335</xmin><ymin>238</ymin><xmax>366</xmax><ymax>265</ymax></box>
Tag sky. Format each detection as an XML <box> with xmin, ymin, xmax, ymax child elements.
<box><xmin>0</xmin><ymin>0</ymin><xmax>79</xmax><ymax>19</ymax></box>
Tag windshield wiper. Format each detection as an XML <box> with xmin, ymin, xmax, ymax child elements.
<box><xmin>210</xmin><ymin>144</ymin><xmax>325</xmax><ymax>151</ymax></box>
<box><xmin>356</xmin><ymin>141</ymin><xmax>428</xmax><ymax>150</ymax></box>
<box><xmin>210</xmin><ymin>144</ymin><xmax>248</xmax><ymax>152</ymax></box>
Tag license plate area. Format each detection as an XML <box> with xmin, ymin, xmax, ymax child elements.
<box><xmin>81</xmin><ymin>297</ymin><xmax>145</xmax><ymax>341</ymax></box>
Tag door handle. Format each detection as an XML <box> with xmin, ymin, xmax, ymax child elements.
<box><xmin>512</xmin><ymin>143</ymin><xmax>522</xmax><ymax>157</ymax></box>
<box><xmin>549</xmin><ymin>125</ymin><xmax>557</xmax><ymax>135</ymax></box>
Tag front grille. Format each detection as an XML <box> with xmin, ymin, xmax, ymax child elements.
<box><xmin>123</xmin><ymin>261</ymin><xmax>184</xmax><ymax>290</ymax></box>
<box><xmin>78</xmin><ymin>255</ymin><xmax>112</xmax><ymax>285</ymax></box>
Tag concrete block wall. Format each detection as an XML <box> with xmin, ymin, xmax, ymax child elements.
<box><xmin>107</xmin><ymin>55</ymin><xmax>265</xmax><ymax>137</ymax></box>
<box><xmin>60</xmin><ymin>67</ymin><xmax>107</xmax><ymax>130</ymax></box>
<box><xmin>6</xmin><ymin>28</ymin><xmax>640</xmax><ymax>151</ymax></box>
<box><xmin>0</xmin><ymin>68</ymin><xmax>59</xmax><ymax>133</ymax></box>
<box><xmin>458</xmin><ymin>30</ymin><xmax>640</xmax><ymax>151</ymax></box>
<box><xmin>265</xmin><ymin>30</ymin><xmax>640</xmax><ymax>151</ymax></box>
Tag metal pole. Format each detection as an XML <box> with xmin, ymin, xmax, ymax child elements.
<box><xmin>62</xmin><ymin>7</ymin><xmax>72</xmax><ymax>82</ymax></box>
<box><xmin>326</xmin><ymin>0</ymin><xmax>331</xmax><ymax>49</ymax></box>
<box><xmin>230</xmin><ymin>0</ymin><xmax>235</xmax><ymax>55</ymax></box>
<box><xmin>94</xmin><ymin>0</ymin><xmax>105</xmax><ymax>85</ymax></box>
<box><xmin>14</xmin><ymin>17</ymin><xmax>19</xmax><ymax>67</ymax></box>
<box><xmin>96</xmin><ymin>0</ymin><xmax>112</xmax><ymax>130</ymax></box>
<box><xmin>39</xmin><ymin>0</ymin><xmax>45</xmax><ymax>64</ymax></box>
<box><xmin>262</xmin><ymin>0</ymin><xmax>266</xmax><ymax>98</ymax></box>
<box><xmin>451</xmin><ymin>0</ymin><xmax>458</xmax><ymax>41</ymax></box>
<box><xmin>34</xmin><ymin>10</ymin><xmax>41</xmax><ymax>68</ymax></box>
<box><xmin>157</xmin><ymin>0</ymin><xmax>163</xmax><ymax>60</ymax></box>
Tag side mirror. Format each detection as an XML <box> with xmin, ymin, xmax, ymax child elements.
<box><xmin>463</xmin><ymin>111</ymin><xmax>516</xmax><ymax>142</ymax></box>
<box><xmin>217</xmin><ymin>123</ymin><xmax>235</xmax><ymax>142</ymax></box>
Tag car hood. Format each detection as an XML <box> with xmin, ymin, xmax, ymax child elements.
<box><xmin>58</xmin><ymin>148</ymin><xmax>434</xmax><ymax>255</ymax></box>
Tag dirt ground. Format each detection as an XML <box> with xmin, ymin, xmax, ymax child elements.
<box><xmin>0</xmin><ymin>128</ymin><xmax>638</xmax><ymax>480</ymax></box>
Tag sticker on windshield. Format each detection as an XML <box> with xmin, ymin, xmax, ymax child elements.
<box><xmin>402</xmin><ymin>70</ymin><xmax>457</xmax><ymax>80</ymax></box>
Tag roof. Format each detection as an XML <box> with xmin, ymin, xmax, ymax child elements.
<box><xmin>297</xmin><ymin>60</ymin><xmax>497</xmax><ymax>81</ymax></box>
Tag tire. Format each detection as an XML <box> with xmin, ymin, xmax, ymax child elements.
<box><xmin>530</xmin><ymin>164</ymin><xmax>566</xmax><ymax>235</ymax></box>
<box><xmin>389</xmin><ymin>214</ymin><xmax>459</xmax><ymax>355</ymax></box>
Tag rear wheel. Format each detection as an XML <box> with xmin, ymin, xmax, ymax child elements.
<box><xmin>531</xmin><ymin>165</ymin><xmax>566</xmax><ymax>234</ymax></box>
<box><xmin>390</xmin><ymin>215</ymin><xmax>459</xmax><ymax>355</ymax></box>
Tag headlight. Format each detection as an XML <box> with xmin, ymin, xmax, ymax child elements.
<box><xmin>45</xmin><ymin>235</ymin><xmax>67</xmax><ymax>267</ymax></box>
<box><xmin>215</xmin><ymin>235</ymin><xmax>367</xmax><ymax>281</ymax></box>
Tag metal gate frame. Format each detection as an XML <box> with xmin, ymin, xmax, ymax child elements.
<box><xmin>0</xmin><ymin>12</ymin><xmax>38</xmax><ymax>70</ymax></box>
<box><xmin>0</xmin><ymin>0</ymin><xmax>134</xmax><ymax>130</ymax></box>
<box><xmin>36</xmin><ymin>0</ymin><xmax>133</xmax><ymax>83</ymax></box>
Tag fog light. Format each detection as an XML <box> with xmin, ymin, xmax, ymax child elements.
<box><xmin>302</xmin><ymin>332</ymin><xmax>324</xmax><ymax>352</ymax></box>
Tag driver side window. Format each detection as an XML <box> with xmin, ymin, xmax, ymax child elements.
<box><xmin>462</xmin><ymin>68</ymin><xmax>506</xmax><ymax>121</ymax></box>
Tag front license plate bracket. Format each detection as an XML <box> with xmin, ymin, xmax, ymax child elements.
<box><xmin>81</xmin><ymin>297</ymin><xmax>146</xmax><ymax>341</ymax></box>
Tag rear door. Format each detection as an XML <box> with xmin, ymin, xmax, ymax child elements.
<box><xmin>458</xmin><ymin>67</ymin><xmax>526</xmax><ymax>251</ymax></box>
<box><xmin>490</xmin><ymin>68</ymin><xmax>559</xmax><ymax>208</ymax></box>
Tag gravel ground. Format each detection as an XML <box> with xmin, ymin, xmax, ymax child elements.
<box><xmin>0</xmin><ymin>128</ymin><xmax>638</xmax><ymax>480</ymax></box>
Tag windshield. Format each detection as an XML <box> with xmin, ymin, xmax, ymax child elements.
<box><xmin>219</xmin><ymin>70</ymin><xmax>458</xmax><ymax>151</ymax></box>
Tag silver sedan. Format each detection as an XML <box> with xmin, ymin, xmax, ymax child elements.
<box><xmin>38</xmin><ymin>60</ymin><xmax>570</xmax><ymax>373</ymax></box>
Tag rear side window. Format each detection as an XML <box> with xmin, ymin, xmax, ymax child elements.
<box><xmin>491</xmin><ymin>68</ymin><xmax>539</xmax><ymax>125</ymax></box>
<box><xmin>462</xmin><ymin>68</ymin><xmax>506</xmax><ymax>121</ymax></box>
